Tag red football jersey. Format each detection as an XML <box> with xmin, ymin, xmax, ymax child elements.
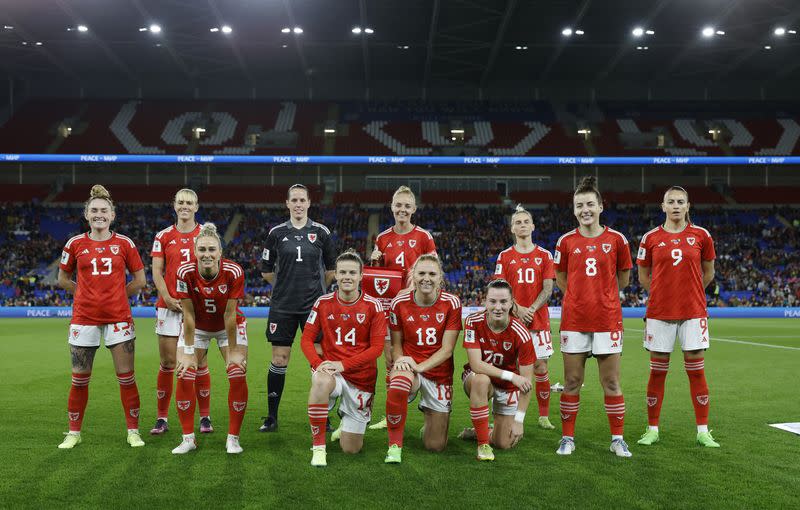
<box><xmin>301</xmin><ymin>292</ymin><xmax>387</xmax><ymax>393</ymax></box>
<box><xmin>637</xmin><ymin>224</ymin><xmax>715</xmax><ymax>320</ymax></box>
<box><xmin>554</xmin><ymin>227</ymin><xmax>632</xmax><ymax>332</ymax></box>
<box><xmin>374</xmin><ymin>226</ymin><xmax>436</xmax><ymax>280</ymax></box>
<box><xmin>493</xmin><ymin>245</ymin><xmax>555</xmax><ymax>331</ymax></box>
<box><xmin>60</xmin><ymin>232</ymin><xmax>144</xmax><ymax>325</ymax></box>
<box><xmin>362</xmin><ymin>266</ymin><xmax>406</xmax><ymax>311</ymax></box>
<box><xmin>389</xmin><ymin>290</ymin><xmax>463</xmax><ymax>385</ymax></box>
<box><xmin>176</xmin><ymin>259</ymin><xmax>245</xmax><ymax>332</ymax></box>
<box><xmin>151</xmin><ymin>224</ymin><xmax>201</xmax><ymax>309</ymax></box>
<box><xmin>462</xmin><ymin>312</ymin><xmax>536</xmax><ymax>392</ymax></box>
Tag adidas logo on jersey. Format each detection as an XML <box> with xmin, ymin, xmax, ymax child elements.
<box><xmin>387</xmin><ymin>243</ymin><xmax>393</xmax><ymax>248</ymax></box>
<box><xmin>658</xmin><ymin>242</ymin><xmax>666</xmax><ymax>247</ymax></box>
<box><xmin>169</xmin><ymin>240</ymin><xmax>177</xmax><ymax>245</ymax></box>
<box><xmin>407</xmin><ymin>316</ymin><xmax>414</xmax><ymax>322</ymax></box>
<box><xmin>510</xmin><ymin>260</ymin><xmax>517</xmax><ymax>264</ymax></box>
<box><xmin>327</xmin><ymin>314</ymin><xmax>335</xmax><ymax>320</ymax></box>
<box><xmin>573</xmin><ymin>248</ymin><xmax>581</xmax><ymax>254</ymax></box>
<box><xmin>81</xmin><ymin>249</ymin><xmax>89</xmax><ymax>255</ymax></box>
<box><xmin>282</xmin><ymin>237</ymin><xmax>289</xmax><ymax>242</ymax></box>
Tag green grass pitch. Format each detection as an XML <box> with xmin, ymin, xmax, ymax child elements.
<box><xmin>0</xmin><ymin>317</ymin><xmax>798</xmax><ymax>509</ymax></box>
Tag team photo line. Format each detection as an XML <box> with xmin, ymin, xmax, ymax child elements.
<box><xmin>54</xmin><ymin>179</ymin><xmax>730</xmax><ymax>464</ymax></box>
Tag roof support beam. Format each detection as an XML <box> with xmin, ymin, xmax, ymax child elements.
<box><xmin>358</xmin><ymin>0</ymin><xmax>370</xmax><ymax>98</ymax></box>
<box><xmin>479</xmin><ymin>0</ymin><xmax>518</xmax><ymax>90</ymax></box>
<box><xmin>207</xmin><ymin>0</ymin><xmax>252</xmax><ymax>82</ymax></box>
<box><xmin>422</xmin><ymin>0</ymin><xmax>441</xmax><ymax>98</ymax></box>
<box><xmin>593</xmin><ymin>0</ymin><xmax>673</xmax><ymax>86</ymax></box>
<box><xmin>538</xmin><ymin>0</ymin><xmax>593</xmax><ymax>82</ymax></box>
<box><xmin>282</xmin><ymin>0</ymin><xmax>313</xmax><ymax>97</ymax></box>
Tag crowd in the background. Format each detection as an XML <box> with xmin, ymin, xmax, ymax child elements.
<box><xmin>1</xmin><ymin>202</ymin><xmax>798</xmax><ymax>309</ymax></box>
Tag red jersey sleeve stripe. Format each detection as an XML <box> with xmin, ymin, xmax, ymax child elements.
<box><xmin>115</xmin><ymin>234</ymin><xmax>137</xmax><ymax>248</ymax></box>
<box><xmin>155</xmin><ymin>225</ymin><xmax>173</xmax><ymax>240</ymax></box>
<box><xmin>414</xmin><ymin>226</ymin><xmax>434</xmax><ymax>240</ymax></box>
<box><xmin>510</xmin><ymin>321</ymin><xmax>532</xmax><ymax>341</ymax></box>
<box><xmin>556</xmin><ymin>229</ymin><xmax>576</xmax><ymax>247</ymax></box>
<box><xmin>65</xmin><ymin>234</ymin><xmax>85</xmax><ymax>249</ymax></box>
<box><xmin>607</xmin><ymin>228</ymin><xmax>630</xmax><ymax>245</ymax></box>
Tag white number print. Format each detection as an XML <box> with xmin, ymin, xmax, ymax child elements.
<box><xmin>415</xmin><ymin>327</ymin><xmax>438</xmax><ymax>346</ymax></box>
<box><xmin>395</xmin><ymin>251</ymin><xmax>405</xmax><ymax>268</ymax></box>
<box><xmin>295</xmin><ymin>246</ymin><xmax>303</xmax><ymax>262</ymax></box>
<box><xmin>671</xmin><ymin>248</ymin><xmax>683</xmax><ymax>266</ymax></box>
<box><xmin>335</xmin><ymin>327</ymin><xmax>356</xmax><ymax>346</ymax></box>
<box><xmin>483</xmin><ymin>351</ymin><xmax>504</xmax><ymax>366</ymax></box>
<box><xmin>90</xmin><ymin>257</ymin><xmax>112</xmax><ymax>275</ymax></box>
<box><xmin>516</xmin><ymin>267</ymin><xmax>535</xmax><ymax>284</ymax></box>
<box><xmin>180</xmin><ymin>248</ymin><xmax>191</xmax><ymax>263</ymax></box>
<box><xmin>204</xmin><ymin>298</ymin><xmax>216</xmax><ymax>314</ymax></box>
<box><xmin>585</xmin><ymin>257</ymin><xmax>597</xmax><ymax>276</ymax></box>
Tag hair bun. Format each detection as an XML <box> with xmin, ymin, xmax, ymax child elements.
<box><xmin>89</xmin><ymin>184</ymin><xmax>111</xmax><ymax>200</ymax></box>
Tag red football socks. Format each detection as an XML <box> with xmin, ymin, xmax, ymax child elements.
<box><xmin>386</xmin><ymin>375</ymin><xmax>412</xmax><ymax>447</ymax></box>
<box><xmin>308</xmin><ymin>404</ymin><xmax>328</xmax><ymax>447</ymax></box>
<box><xmin>116</xmin><ymin>371</ymin><xmax>140</xmax><ymax>430</ymax></box>
<box><xmin>604</xmin><ymin>394</ymin><xmax>626</xmax><ymax>436</ymax></box>
<box><xmin>156</xmin><ymin>364</ymin><xmax>174</xmax><ymax>419</ymax></box>
<box><xmin>646</xmin><ymin>357</ymin><xmax>669</xmax><ymax>426</ymax></box>
<box><xmin>559</xmin><ymin>393</ymin><xmax>580</xmax><ymax>437</ymax></box>
<box><xmin>469</xmin><ymin>406</ymin><xmax>491</xmax><ymax>446</ymax></box>
<box><xmin>67</xmin><ymin>372</ymin><xmax>91</xmax><ymax>432</ymax></box>
<box><xmin>685</xmin><ymin>358</ymin><xmax>710</xmax><ymax>426</ymax></box>
<box><xmin>195</xmin><ymin>366</ymin><xmax>211</xmax><ymax>417</ymax></box>
<box><xmin>227</xmin><ymin>365</ymin><xmax>248</xmax><ymax>436</ymax></box>
<box><xmin>175</xmin><ymin>368</ymin><xmax>197</xmax><ymax>434</ymax></box>
<box><xmin>534</xmin><ymin>371</ymin><xmax>551</xmax><ymax>417</ymax></box>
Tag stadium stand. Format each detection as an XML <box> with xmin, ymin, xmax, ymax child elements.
<box><xmin>3</xmin><ymin>100</ymin><xmax>800</xmax><ymax>156</ymax></box>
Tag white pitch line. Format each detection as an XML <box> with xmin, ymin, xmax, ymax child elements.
<box><xmin>626</xmin><ymin>328</ymin><xmax>800</xmax><ymax>351</ymax></box>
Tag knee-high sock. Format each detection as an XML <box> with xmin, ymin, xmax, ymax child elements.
<box><xmin>308</xmin><ymin>404</ymin><xmax>328</xmax><ymax>447</ymax></box>
<box><xmin>386</xmin><ymin>375</ymin><xmax>412</xmax><ymax>447</ymax></box>
<box><xmin>559</xmin><ymin>393</ymin><xmax>580</xmax><ymax>437</ymax></box>
<box><xmin>604</xmin><ymin>395</ymin><xmax>626</xmax><ymax>436</ymax></box>
<box><xmin>267</xmin><ymin>363</ymin><xmax>287</xmax><ymax>418</ymax></box>
<box><xmin>534</xmin><ymin>371</ymin><xmax>551</xmax><ymax>417</ymax></box>
<box><xmin>195</xmin><ymin>366</ymin><xmax>211</xmax><ymax>417</ymax></box>
<box><xmin>685</xmin><ymin>358</ymin><xmax>710</xmax><ymax>426</ymax></box>
<box><xmin>469</xmin><ymin>406</ymin><xmax>491</xmax><ymax>446</ymax></box>
<box><xmin>227</xmin><ymin>365</ymin><xmax>248</xmax><ymax>436</ymax></box>
<box><xmin>117</xmin><ymin>371</ymin><xmax>141</xmax><ymax>430</ymax></box>
<box><xmin>646</xmin><ymin>357</ymin><xmax>669</xmax><ymax>426</ymax></box>
<box><xmin>176</xmin><ymin>369</ymin><xmax>197</xmax><ymax>435</ymax></box>
<box><xmin>156</xmin><ymin>364</ymin><xmax>174</xmax><ymax>420</ymax></box>
<box><xmin>67</xmin><ymin>372</ymin><xmax>91</xmax><ymax>432</ymax></box>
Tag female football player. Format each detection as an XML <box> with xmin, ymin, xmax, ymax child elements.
<box><xmin>259</xmin><ymin>184</ymin><xmax>336</xmax><ymax>432</ymax></box>
<box><xmin>171</xmin><ymin>223</ymin><xmax>249</xmax><ymax>455</ymax></box>
<box><xmin>460</xmin><ymin>279</ymin><xmax>535</xmax><ymax>461</ymax></box>
<box><xmin>494</xmin><ymin>205</ymin><xmax>556</xmax><ymax>430</ymax></box>
<box><xmin>150</xmin><ymin>188</ymin><xmax>206</xmax><ymax>436</ymax></box>
<box><xmin>383</xmin><ymin>254</ymin><xmax>462</xmax><ymax>463</ymax></box>
<box><xmin>301</xmin><ymin>250</ymin><xmax>387</xmax><ymax>467</ymax></box>
<box><xmin>636</xmin><ymin>186</ymin><xmax>719</xmax><ymax>448</ymax></box>
<box><xmin>57</xmin><ymin>184</ymin><xmax>147</xmax><ymax>449</ymax></box>
<box><xmin>368</xmin><ymin>185</ymin><xmax>437</xmax><ymax>430</ymax></box>
<box><xmin>554</xmin><ymin>176</ymin><xmax>633</xmax><ymax>458</ymax></box>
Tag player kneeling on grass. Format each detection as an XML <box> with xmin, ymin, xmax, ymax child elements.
<box><xmin>57</xmin><ymin>184</ymin><xmax>147</xmax><ymax>449</ymax></box>
<box><xmin>301</xmin><ymin>250</ymin><xmax>387</xmax><ymax>467</ymax></box>
<box><xmin>172</xmin><ymin>223</ymin><xmax>249</xmax><ymax>455</ymax></box>
<box><xmin>383</xmin><ymin>254</ymin><xmax>462</xmax><ymax>464</ymax></box>
<box><xmin>459</xmin><ymin>279</ymin><xmax>535</xmax><ymax>462</ymax></box>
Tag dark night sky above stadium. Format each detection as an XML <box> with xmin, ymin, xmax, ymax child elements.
<box><xmin>1</xmin><ymin>0</ymin><xmax>799</xmax><ymax>99</ymax></box>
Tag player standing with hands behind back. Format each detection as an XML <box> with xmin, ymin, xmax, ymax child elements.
<box><xmin>57</xmin><ymin>184</ymin><xmax>147</xmax><ymax>449</ymax></box>
<box><xmin>554</xmin><ymin>176</ymin><xmax>633</xmax><ymax>458</ymax></box>
<box><xmin>636</xmin><ymin>186</ymin><xmax>720</xmax><ymax>448</ymax></box>
<box><xmin>493</xmin><ymin>205</ymin><xmax>556</xmax><ymax>430</ymax></box>
<box><xmin>368</xmin><ymin>185</ymin><xmax>436</xmax><ymax>430</ymax></box>
<box><xmin>259</xmin><ymin>184</ymin><xmax>336</xmax><ymax>432</ymax></box>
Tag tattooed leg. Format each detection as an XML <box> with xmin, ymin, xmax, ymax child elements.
<box><xmin>70</xmin><ymin>345</ymin><xmax>98</xmax><ymax>374</ymax></box>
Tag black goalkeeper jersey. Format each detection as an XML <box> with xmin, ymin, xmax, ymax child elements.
<box><xmin>260</xmin><ymin>219</ymin><xmax>337</xmax><ymax>314</ymax></box>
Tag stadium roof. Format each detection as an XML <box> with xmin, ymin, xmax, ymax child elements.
<box><xmin>1</xmin><ymin>0</ymin><xmax>800</xmax><ymax>97</ymax></box>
